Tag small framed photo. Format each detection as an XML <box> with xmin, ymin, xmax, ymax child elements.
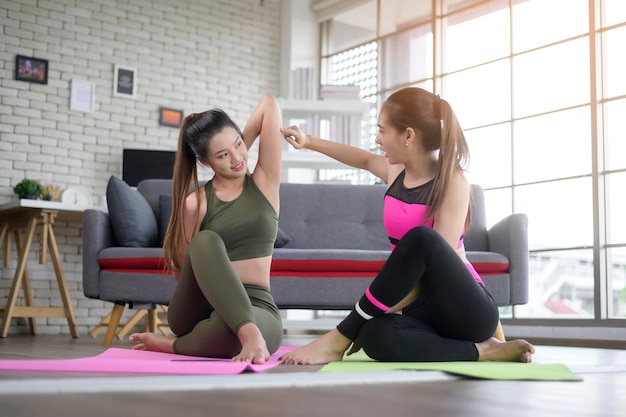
<box><xmin>15</xmin><ymin>55</ymin><xmax>48</xmax><ymax>84</ymax></box>
<box><xmin>113</xmin><ymin>65</ymin><xmax>137</xmax><ymax>98</ymax></box>
<box><xmin>159</xmin><ymin>107</ymin><xmax>184</xmax><ymax>128</ymax></box>
<box><xmin>70</xmin><ymin>79</ymin><xmax>95</xmax><ymax>112</ymax></box>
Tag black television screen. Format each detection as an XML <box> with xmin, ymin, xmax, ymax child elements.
<box><xmin>122</xmin><ymin>148</ymin><xmax>176</xmax><ymax>187</ymax></box>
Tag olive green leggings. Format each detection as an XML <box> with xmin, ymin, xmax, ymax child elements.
<box><xmin>168</xmin><ymin>230</ymin><xmax>283</xmax><ymax>357</ymax></box>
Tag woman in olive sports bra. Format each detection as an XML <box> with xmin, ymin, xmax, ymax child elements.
<box><xmin>130</xmin><ymin>94</ymin><xmax>284</xmax><ymax>364</ymax></box>
<box><xmin>280</xmin><ymin>88</ymin><xmax>535</xmax><ymax>365</ymax></box>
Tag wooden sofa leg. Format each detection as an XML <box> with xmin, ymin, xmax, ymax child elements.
<box><xmin>103</xmin><ymin>304</ymin><xmax>125</xmax><ymax>346</ymax></box>
<box><xmin>147</xmin><ymin>308</ymin><xmax>158</xmax><ymax>333</ymax></box>
<box><xmin>157</xmin><ymin>305</ymin><xmax>170</xmax><ymax>336</ymax></box>
<box><xmin>116</xmin><ymin>309</ymin><xmax>148</xmax><ymax>340</ymax></box>
<box><xmin>89</xmin><ymin>312</ymin><xmax>112</xmax><ymax>338</ymax></box>
<box><xmin>94</xmin><ymin>305</ymin><xmax>170</xmax><ymax>342</ymax></box>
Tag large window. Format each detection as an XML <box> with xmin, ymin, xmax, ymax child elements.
<box><xmin>318</xmin><ymin>0</ymin><xmax>626</xmax><ymax>325</ymax></box>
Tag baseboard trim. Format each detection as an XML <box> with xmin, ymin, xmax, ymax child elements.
<box><xmin>510</xmin><ymin>336</ymin><xmax>626</xmax><ymax>350</ymax></box>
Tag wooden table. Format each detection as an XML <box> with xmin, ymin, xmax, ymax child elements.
<box><xmin>0</xmin><ymin>199</ymin><xmax>104</xmax><ymax>338</ymax></box>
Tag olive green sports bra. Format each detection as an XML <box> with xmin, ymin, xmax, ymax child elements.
<box><xmin>200</xmin><ymin>175</ymin><xmax>278</xmax><ymax>261</ymax></box>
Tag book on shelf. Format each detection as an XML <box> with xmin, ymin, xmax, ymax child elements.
<box><xmin>281</xmin><ymin>87</ymin><xmax>365</xmax><ymax>152</ymax></box>
<box><xmin>283</xmin><ymin>114</ymin><xmax>359</xmax><ymax>148</ymax></box>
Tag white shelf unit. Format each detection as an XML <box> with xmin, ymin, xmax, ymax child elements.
<box><xmin>278</xmin><ymin>98</ymin><xmax>369</xmax><ymax>182</ymax></box>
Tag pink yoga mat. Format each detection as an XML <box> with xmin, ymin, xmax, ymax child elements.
<box><xmin>0</xmin><ymin>346</ymin><xmax>297</xmax><ymax>375</ymax></box>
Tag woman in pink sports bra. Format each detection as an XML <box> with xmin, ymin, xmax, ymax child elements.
<box><xmin>280</xmin><ymin>87</ymin><xmax>534</xmax><ymax>365</ymax></box>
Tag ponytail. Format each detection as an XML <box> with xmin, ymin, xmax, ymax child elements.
<box><xmin>162</xmin><ymin>116</ymin><xmax>201</xmax><ymax>274</ymax></box>
<box><xmin>428</xmin><ymin>98</ymin><xmax>471</xmax><ymax>229</ymax></box>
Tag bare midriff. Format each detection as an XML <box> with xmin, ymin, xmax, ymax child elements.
<box><xmin>232</xmin><ymin>255</ymin><xmax>272</xmax><ymax>289</ymax></box>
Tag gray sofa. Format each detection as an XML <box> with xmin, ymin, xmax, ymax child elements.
<box><xmin>83</xmin><ymin>179</ymin><xmax>528</xmax><ymax>342</ymax></box>
<box><xmin>270</xmin><ymin>182</ymin><xmax>528</xmax><ymax>309</ymax></box>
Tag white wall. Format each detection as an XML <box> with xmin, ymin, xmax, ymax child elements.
<box><xmin>279</xmin><ymin>0</ymin><xmax>319</xmax><ymax>98</ymax></box>
<box><xmin>0</xmin><ymin>0</ymin><xmax>282</xmax><ymax>335</ymax></box>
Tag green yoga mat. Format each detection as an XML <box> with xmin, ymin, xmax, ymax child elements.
<box><xmin>319</xmin><ymin>351</ymin><xmax>582</xmax><ymax>381</ymax></box>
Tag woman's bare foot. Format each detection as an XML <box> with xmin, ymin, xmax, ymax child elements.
<box><xmin>233</xmin><ymin>323</ymin><xmax>270</xmax><ymax>364</ymax></box>
<box><xmin>129</xmin><ymin>332</ymin><xmax>176</xmax><ymax>353</ymax></box>
<box><xmin>476</xmin><ymin>337</ymin><xmax>535</xmax><ymax>362</ymax></box>
<box><xmin>280</xmin><ymin>329</ymin><xmax>352</xmax><ymax>365</ymax></box>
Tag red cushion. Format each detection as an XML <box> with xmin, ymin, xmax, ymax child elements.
<box><xmin>271</xmin><ymin>271</ymin><xmax>378</xmax><ymax>278</ymax></box>
<box><xmin>98</xmin><ymin>257</ymin><xmax>507</xmax><ymax>277</ymax></box>
<box><xmin>271</xmin><ymin>259</ymin><xmax>385</xmax><ymax>273</ymax></box>
<box><xmin>99</xmin><ymin>257</ymin><xmax>166</xmax><ymax>270</ymax></box>
<box><xmin>472</xmin><ymin>262</ymin><xmax>509</xmax><ymax>273</ymax></box>
<box><xmin>103</xmin><ymin>268</ymin><xmax>173</xmax><ymax>275</ymax></box>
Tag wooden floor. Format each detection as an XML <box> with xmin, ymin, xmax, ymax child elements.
<box><xmin>0</xmin><ymin>334</ymin><xmax>625</xmax><ymax>417</ymax></box>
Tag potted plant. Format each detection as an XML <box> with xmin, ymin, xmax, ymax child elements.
<box><xmin>13</xmin><ymin>179</ymin><xmax>44</xmax><ymax>200</ymax></box>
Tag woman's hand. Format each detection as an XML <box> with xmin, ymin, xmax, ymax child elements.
<box><xmin>281</xmin><ymin>125</ymin><xmax>310</xmax><ymax>150</ymax></box>
<box><xmin>346</xmin><ymin>340</ymin><xmax>362</xmax><ymax>356</ymax></box>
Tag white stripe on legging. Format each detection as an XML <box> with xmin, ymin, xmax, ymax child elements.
<box><xmin>355</xmin><ymin>301</ymin><xmax>373</xmax><ymax>320</ymax></box>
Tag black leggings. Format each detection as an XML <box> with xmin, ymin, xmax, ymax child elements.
<box><xmin>337</xmin><ymin>226</ymin><xmax>499</xmax><ymax>362</ymax></box>
<box><xmin>167</xmin><ymin>230</ymin><xmax>283</xmax><ymax>358</ymax></box>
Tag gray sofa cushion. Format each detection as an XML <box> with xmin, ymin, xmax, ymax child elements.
<box><xmin>106</xmin><ymin>176</ymin><xmax>158</xmax><ymax>247</ymax></box>
<box><xmin>158</xmin><ymin>194</ymin><xmax>172</xmax><ymax>246</ymax></box>
<box><xmin>98</xmin><ymin>247</ymin><xmax>164</xmax><ymax>262</ymax></box>
<box><xmin>278</xmin><ymin>182</ymin><xmax>388</xmax><ymax>250</ymax></box>
<box><xmin>465</xmin><ymin>251</ymin><xmax>510</xmax><ymax>272</ymax></box>
<box><xmin>154</xmin><ymin>192</ymin><xmax>291</xmax><ymax>249</ymax></box>
<box><xmin>272</xmin><ymin>248</ymin><xmax>390</xmax><ymax>264</ymax></box>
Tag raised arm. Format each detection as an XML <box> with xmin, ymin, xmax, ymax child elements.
<box><xmin>243</xmin><ymin>94</ymin><xmax>283</xmax><ymax>210</ymax></box>
<box><xmin>282</xmin><ymin>126</ymin><xmax>389</xmax><ymax>182</ymax></box>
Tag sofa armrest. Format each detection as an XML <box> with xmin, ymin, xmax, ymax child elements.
<box><xmin>82</xmin><ymin>209</ymin><xmax>116</xmax><ymax>299</ymax></box>
<box><xmin>487</xmin><ymin>213</ymin><xmax>529</xmax><ymax>305</ymax></box>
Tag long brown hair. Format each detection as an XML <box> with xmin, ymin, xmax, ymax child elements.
<box><xmin>162</xmin><ymin>109</ymin><xmax>243</xmax><ymax>273</ymax></box>
<box><xmin>382</xmin><ymin>87</ymin><xmax>471</xmax><ymax>227</ymax></box>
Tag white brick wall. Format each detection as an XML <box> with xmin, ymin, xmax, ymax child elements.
<box><xmin>0</xmin><ymin>0</ymin><xmax>282</xmax><ymax>335</ymax></box>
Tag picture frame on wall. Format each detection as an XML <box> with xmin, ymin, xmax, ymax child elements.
<box><xmin>15</xmin><ymin>55</ymin><xmax>48</xmax><ymax>84</ymax></box>
<box><xmin>159</xmin><ymin>107</ymin><xmax>184</xmax><ymax>128</ymax></box>
<box><xmin>113</xmin><ymin>65</ymin><xmax>137</xmax><ymax>98</ymax></box>
<box><xmin>70</xmin><ymin>79</ymin><xmax>95</xmax><ymax>112</ymax></box>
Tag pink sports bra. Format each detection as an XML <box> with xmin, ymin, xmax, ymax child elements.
<box><xmin>383</xmin><ymin>171</ymin><xmax>483</xmax><ymax>285</ymax></box>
